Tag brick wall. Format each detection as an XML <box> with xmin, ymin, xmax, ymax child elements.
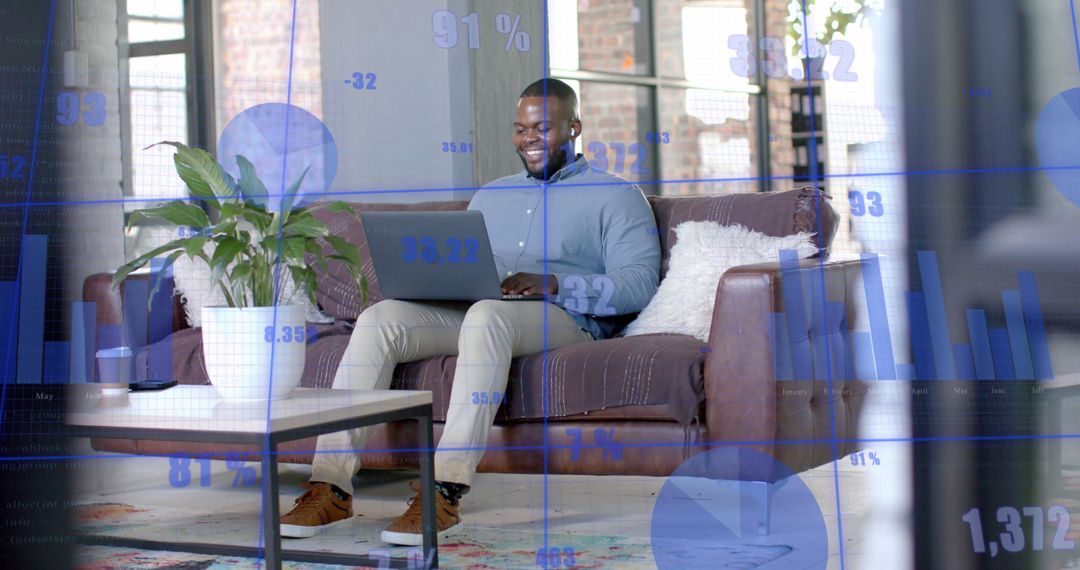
<box><xmin>576</xmin><ymin>0</ymin><xmax>643</xmax><ymax>75</ymax></box>
<box><xmin>214</xmin><ymin>0</ymin><xmax>322</xmax><ymax>136</ymax></box>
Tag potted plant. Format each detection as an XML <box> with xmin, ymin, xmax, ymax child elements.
<box><xmin>114</xmin><ymin>141</ymin><xmax>366</xmax><ymax>400</ymax></box>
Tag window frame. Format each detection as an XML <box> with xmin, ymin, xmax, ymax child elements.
<box><xmin>118</xmin><ymin>0</ymin><xmax>216</xmax><ymax>207</ymax></box>
<box><xmin>549</xmin><ymin>0</ymin><xmax>772</xmax><ymax>193</ymax></box>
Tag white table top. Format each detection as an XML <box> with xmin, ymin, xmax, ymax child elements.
<box><xmin>1040</xmin><ymin>372</ymin><xmax>1080</xmax><ymax>392</ymax></box>
<box><xmin>66</xmin><ymin>385</ymin><xmax>432</xmax><ymax>435</ymax></box>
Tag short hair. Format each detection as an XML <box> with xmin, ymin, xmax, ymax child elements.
<box><xmin>520</xmin><ymin>78</ymin><xmax>579</xmax><ymax>120</ymax></box>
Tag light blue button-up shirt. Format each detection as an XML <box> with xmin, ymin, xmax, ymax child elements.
<box><xmin>468</xmin><ymin>154</ymin><xmax>661</xmax><ymax>339</ymax></box>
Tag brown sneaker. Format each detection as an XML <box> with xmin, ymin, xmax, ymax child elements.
<box><xmin>381</xmin><ymin>482</ymin><xmax>462</xmax><ymax>546</ymax></box>
<box><xmin>280</xmin><ymin>482</ymin><xmax>354</xmax><ymax>538</ymax></box>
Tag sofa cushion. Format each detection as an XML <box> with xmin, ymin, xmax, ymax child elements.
<box><xmin>309</xmin><ymin>201</ymin><xmax>468</xmax><ymax>320</ymax></box>
<box><xmin>393</xmin><ymin>333</ymin><xmax>707</xmax><ymax>423</ymax></box>
<box><xmin>647</xmin><ymin>185</ymin><xmax>836</xmax><ymax>280</ymax></box>
<box><xmin>143</xmin><ymin>327</ymin><xmax>706</xmax><ymax>423</ymax></box>
<box><xmin>624</xmin><ymin>221</ymin><xmax>817</xmax><ymax>341</ymax></box>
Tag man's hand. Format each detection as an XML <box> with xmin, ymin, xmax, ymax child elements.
<box><xmin>501</xmin><ymin>272</ymin><xmax>558</xmax><ymax>296</ymax></box>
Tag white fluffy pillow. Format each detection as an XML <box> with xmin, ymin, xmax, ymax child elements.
<box><xmin>622</xmin><ymin>222</ymin><xmax>817</xmax><ymax>342</ymax></box>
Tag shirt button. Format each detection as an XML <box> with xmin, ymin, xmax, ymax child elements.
<box><xmin>518</xmin><ymin>241</ymin><xmax>525</xmax><ymax>247</ymax></box>
<box><xmin>526</xmin><ymin>209</ymin><xmax>533</xmax><ymax>214</ymax></box>
<box><xmin>506</xmin><ymin>271</ymin><xmax>513</xmax><ymax>276</ymax></box>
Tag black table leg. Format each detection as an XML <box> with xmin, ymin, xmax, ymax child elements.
<box><xmin>418</xmin><ymin>412</ymin><xmax>438</xmax><ymax>569</ymax></box>
<box><xmin>261</xmin><ymin>441</ymin><xmax>282</xmax><ymax>570</ymax></box>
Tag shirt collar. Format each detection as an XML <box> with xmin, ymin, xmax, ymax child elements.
<box><xmin>525</xmin><ymin>154</ymin><xmax>589</xmax><ymax>184</ymax></box>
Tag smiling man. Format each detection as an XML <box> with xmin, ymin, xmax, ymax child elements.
<box><xmin>279</xmin><ymin>78</ymin><xmax>660</xmax><ymax>546</ymax></box>
<box><xmin>516</xmin><ymin>80</ymin><xmax>581</xmax><ymax>179</ymax></box>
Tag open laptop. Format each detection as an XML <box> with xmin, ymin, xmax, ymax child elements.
<box><xmin>361</xmin><ymin>211</ymin><xmax>547</xmax><ymax>302</ymax></box>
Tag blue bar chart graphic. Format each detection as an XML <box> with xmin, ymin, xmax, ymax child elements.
<box><xmin>15</xmin><ymin>235</ymin><xmax>47</xmax><ymax>384</ymax></box>
<box><xmin>770</xmin><ymin>250</ymin><xmax>1055</xmax><ymax>381</ymax></box>
<box><xmin>0</xmin><ymin>236</ymin><xmax>174</xmax><ymax>384</ymax></box>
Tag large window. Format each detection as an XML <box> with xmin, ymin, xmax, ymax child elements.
<box><xmin>548</xmin><ymin>0</ymin><xmax>764</xmax><ymax>195</ymax></box>
<box><xmin>119</xmin><ymin>0</ymin><xmax>214</xmax><ymax>211</ymax></box>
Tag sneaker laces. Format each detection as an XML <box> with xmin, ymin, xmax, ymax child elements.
<box><xmin>290</xmin><ymin>482</ymin><xmax>331</xmax><ymax>516</ymax></box>
<box><xmin>403</xmin><ymin>482</ymin><xmax>423</xmax><ymax>507</ymax></box>
<box><xmin>399</xmin><ymin>482</ymin><xmax>429</xmax><ymax>524</ymax></box>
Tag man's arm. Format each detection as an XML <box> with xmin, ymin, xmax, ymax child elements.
<box><xmin>553</xmin><ymin>186</ymin><xmax>660</xmax><ymax>315</ymax></box>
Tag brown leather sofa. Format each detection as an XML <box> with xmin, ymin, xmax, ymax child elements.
<box><xmin>84</xmin><ymin>186</ymin><xmax>866</xmax><ymax>507</ymax></box>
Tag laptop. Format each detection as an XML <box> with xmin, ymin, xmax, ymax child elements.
<box><xmin>361</xmin><ymin>211</ymin><xmax>547</xmax><ymax>302</ymax></box>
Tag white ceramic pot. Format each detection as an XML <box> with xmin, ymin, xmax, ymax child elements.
<box><xmin>201</xmin><ymin>304</ymin><xmax>306</xmax><ymax>400</ymax></box>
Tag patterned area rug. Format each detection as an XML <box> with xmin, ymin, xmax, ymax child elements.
<box><xmin>71</xmin><ymin>502</ymin><xmax>793</xmax><ymax>569</ymax></box>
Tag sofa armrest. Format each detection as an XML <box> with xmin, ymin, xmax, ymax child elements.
<box><xmin>82</xmin><ymin>272</ymin><xmax>189</xmax><ymax>343</ymax></box>
<box><xmin>703</xmin><ymin>257</ymin><xmax>865</xmax><ymax>477</ymax></box>
<box><xmin>82</xmin><ymin>273</ymin><xmax>124</xmax><ymax>329</ymax></box>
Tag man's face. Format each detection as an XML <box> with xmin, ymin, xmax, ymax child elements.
<box><xmin>514</xmin><ymin>96</ymin><xmax>581</xmax><ymax>180</ymax></box>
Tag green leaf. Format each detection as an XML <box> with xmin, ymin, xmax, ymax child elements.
<box><xmin>327</xmin><ymin>254</ymin><xmax>368</xmax><ymax>304</ymax></box>
<box><xmin>214</xmin><ymin>219</ymin><xmax>239</xmax><ymax>238</ymax></box>
<box><xmin>211</xmin><ymin>208</ymin><xmax>260</xmax><ymax>237</ymax></box>
<box><xmin>219</xmin><ymin>201</ymin><xmax>244</xmax><ymax>219</ymax></box>
<box><xmin>244</xmin><ymin>206</ymin><xmax>273</xmax><ymax>234</ymax></box>
<box><xmin>303</xmin><ymin>270</ymin><xmax>319</xmax><ymax>304</ymax></box>
<box><xmin>146</xmin><ymin>141</ymin><xmax>234</xmax><ymax>208</ymax></box>
<box><xmin>324</xmin><ymin>235</ymin><xmax>362</xmax><ymax>270</ymax></box>
<box><xmin>209</xmin><ymin>236</ymin><xmax>247</xmax><ymax>288</ymax></box>
<box><xmin>284</xmin><ymin>214</ymin><xmax>329</xmax><ymax>238</ymax></box>
<box><xmin>306</xmin><ymin>201</ymin><xmax>356</xmax><ymax>216</ymax></box>
<box><xmin>250</xmin><ymin>257</ymin><xmax>273</xmax><ymax>307</ymax></box>
<box><xmin>335</xmin><ymin>256</ymin><xmax>368</xmax><ymax>304</ymax></box>
<box><xmin>264</xmin><ymin>236</ymin><xmax>307</xmax><ymax>264</ymax></box>
<box><xmin>127</xmin><ymin>200</ymin><xmax>211</xmax><ymax>231</ymax></box>
<box><xmin>147</xmin><ymin>251</ymin><xmax>184</xmax><ymax>304</ymax></box>
<box><xmin>286</xmin><ymin>265</ymin><xmax>319</xmax><ymax>306</ymax></box>
<box><xmin>235</xmin><ymin>154</ymin><xmax>269</xmax><ymax>205</ymax></box>
<box><xmin>229</xmin><ymin>261</ymin><xmax>252</xmax><ymax>285</ymax></box>
<box><xmin>286</xmin><ymin>265</ymin><xmax>309</xmax><ymax>298</ymax></box>
<box><xmin>276</xmin><ymin>165</ymin><xmax>310</xmax><ymax>223</ymax></box>
<box><xmin>281</xmin><ymin>236</ymin><xmax>306</xmax><ymax>264</ymax></box>
<box><xmin>268</xmin><ymin>212</ymin><xmax>283</xmax><ymax>237</ymax></box>
<box><xmin>305</xmin><ymin>240</ymin><xmax>329</xmax><ymax>272</ymax></box>
<box><xmin>222</xmin><ymin>169</ymin><xmax>238</xmax><ymax>197</ymax></box>
<box><xmin>183</xmin><ymin>236</ymin><xmax>208</xmax><ymax>257</ymax></box>
<box><xmin>112</xmin><ymin>239</ymin><xmax>188</xmax><ymax>288</ymax></box>
<box><xmin>231</xmin><ymin>281</ymin><xmax>247</xmax><ymax>308</ymax></box>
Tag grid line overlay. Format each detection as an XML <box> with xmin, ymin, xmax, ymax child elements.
<box><xmin>3</xmin><ymin>0</ymin><xmax>1079</xmax><ymax>568</ymax></box>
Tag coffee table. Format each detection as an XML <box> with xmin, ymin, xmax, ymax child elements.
<box><xmin>65</xmin><ymin>385</ymin><xmax>437</xmax><ymax>569</ymax></box>
<box><xmin>1042</xmin><ymin>372</ymin><xmax>1080</xmax><ymax>498</ymax></box>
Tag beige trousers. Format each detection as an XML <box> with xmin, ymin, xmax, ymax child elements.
<box><xmin>310</xmin><ymin>299</ymin><xmax>594</xmax><ymax>493</ymax></box>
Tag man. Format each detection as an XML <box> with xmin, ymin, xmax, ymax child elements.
<box><xmin>279</xmin><ymin>78</ymin><xmax>661</xmax><ymax>545</ymax></box>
